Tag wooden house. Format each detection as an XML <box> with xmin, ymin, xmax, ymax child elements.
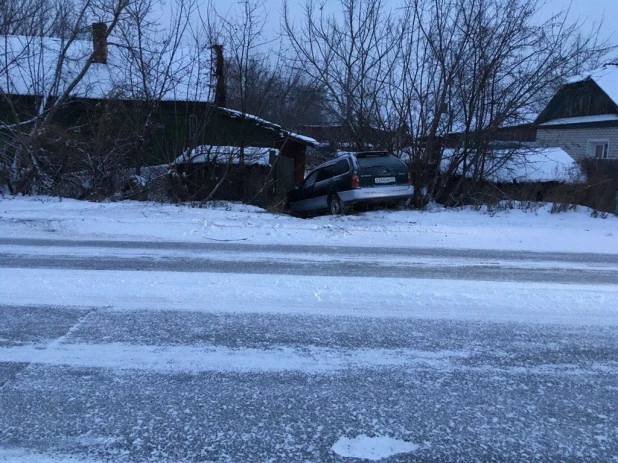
<box><xmin>0</xmin><ymin>29</ymin><xmax>316</xmax><ymax>198</ymax></box>
<box><xmin>535</xmin><ymin>64</ymin><xmax>618</xmax><ymax>161</ymax></box>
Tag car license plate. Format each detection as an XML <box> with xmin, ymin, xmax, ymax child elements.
<box><xmin>374</xmin><ymin>177</ymin><xmax>395</xmax><ymax>184</ymax></box>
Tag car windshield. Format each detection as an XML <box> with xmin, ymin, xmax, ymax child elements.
<box><xmin>357</xmin><ymin>154</ymin><xmax>405</xmax><ymax>170</ymax></box>
<box><xmin>303</xmin><ymin>170</ymin><xmax>319</xmax><ymax>188</ymax></box>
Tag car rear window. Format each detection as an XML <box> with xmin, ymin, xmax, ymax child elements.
<box><xmin>357</xmin><ymin>154</ymin><xmax>406</xmax><ymax>170</ymax></box>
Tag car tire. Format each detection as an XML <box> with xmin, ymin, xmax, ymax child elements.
<box><xmin>329</xmin><ymin>196</ymin><xmax>344</xmax><ymax>215</ymax></box>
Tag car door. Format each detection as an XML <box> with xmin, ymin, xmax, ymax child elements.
<box><xmin>310</xmin><ymin>165</ymin><xmax>335</xmax><ymax>211</ymax></box>
<box><xmin>330</xmin><ymin>159</ymin><xmax>351</xmax><ymax>193</ymax></box>
<box><xmin>292</xmin><ymin>170</ymin><xmax>319</xmax><ymax>212</ymax></box>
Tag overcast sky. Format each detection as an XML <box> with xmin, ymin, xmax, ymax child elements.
<box><xmin>539</xmin><ymin>0</ymin><xmax>617</xmax><ymax>42</ymax></box>
<box><xmin>207</xmin><ymin>0</ymin><xmax>617</xmax><ymax>45</ymax></box>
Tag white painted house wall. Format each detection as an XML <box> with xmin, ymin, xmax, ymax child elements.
<box><xmin>537</xmin><ymin>126</ymin><xmax>618</xmax><ymax>161</ymax></box>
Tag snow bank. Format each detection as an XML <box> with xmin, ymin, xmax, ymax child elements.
<box><xmin>442</xmin><ymin>147</ymin><xmax>583</xmax><ymax>183</ymax></box>
<box><xmin>1</xmin><ymin>196</ymin><xmax>616</xmax><ymax>254</ymax></box>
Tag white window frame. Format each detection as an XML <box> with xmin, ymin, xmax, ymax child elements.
<box><xmin>586</xmin><ymin>139</ymin><xmax>610</xmax><ymax>159</ymax></box>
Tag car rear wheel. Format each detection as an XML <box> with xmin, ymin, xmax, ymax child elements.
<box><xmin>329</xmin><ymin>197</ymin><xmax>344</xmax><ymax>215</ymax></box>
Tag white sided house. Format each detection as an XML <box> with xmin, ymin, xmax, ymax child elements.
<box><xmin>535</xmin><ymin>64</ymin><xmax>618</xmax><ymax>161</ymax></box>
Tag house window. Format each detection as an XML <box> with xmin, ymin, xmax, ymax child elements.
<box><xmin>587</xmin><ymin>140</ymin><xmax>609</xmax><ymax>159</ymax></box>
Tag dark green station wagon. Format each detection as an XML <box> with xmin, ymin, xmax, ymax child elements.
<box><xmin>286</xmin><ymin>151</ymin><xmax>414</xmax><ymax>216</ymax></box>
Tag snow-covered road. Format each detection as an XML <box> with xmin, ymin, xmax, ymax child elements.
<box><xmin>1</xmin><ymin>197</ymin><xmax>618</xmax><ymax>461</ymax></box>
<box><xmin>1</xmin><ymin>241</ymin><xmax>618</xmax><ymax>461</ymax></box>
<box><xmin>2</xmin><ymin>238</ymin><xmax>618</xmax><ymax>285</ymax></box>
<box><xmin>2</xmin><ymin>304</ymin><xmax>618</xmax><ymax>462</ymax></box>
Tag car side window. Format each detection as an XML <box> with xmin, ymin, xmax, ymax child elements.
<box><xmin>333</xmin><ymin>159</ymin><xmax>349</xmax><ymax>176</ymax></box>
<box><xmin>303</xmin><ymin>171</ymin><xmax>319</xmax><ymax>189</ymax></box>
<box><xmin>316</xmin><ymin>166</ymin><xmax>334</xmax><ymax>183</ymax></box>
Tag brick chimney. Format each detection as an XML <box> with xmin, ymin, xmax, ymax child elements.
<box><xmin>92</xmin><ymin>22</ymin><xmax>108</xmax><ymax>64</ymax></box>
<box><xmin>211</xmin><ymin>44</ymin><xmax>226</xmax><ymax>107</ymax></box>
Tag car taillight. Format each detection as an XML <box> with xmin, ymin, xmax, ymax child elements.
<box><xmin>407</xmin><ymin>171</ymin><xmax>412</xmax><ymax>184</ymax></box>
<box><xmin>351</xmin><ymin>174</ymin><xmax>360</xmax><ymax>188</ymax></box>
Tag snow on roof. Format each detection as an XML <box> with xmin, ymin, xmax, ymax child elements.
<box><xmin>539</xmin><ymin>114</ymin><xmax>618</xmax><ymax>127</ymax></box>
<box><xmin>1</xmin><ymin>35</ymin><xmax>319</xmax><ymax>145</ymax></box>
<box><xmin>566</xmin><ymin>63</ymin><xmax>618</xmax><ymax>108</ymax></box>
<box><xmin>442</xmin><ymin>147</ymin><xmax>583</xmax><ymax>183</ymax></box>
<box><xmin>0</xmin><ymin>34</ymin><xmax>211</xmax><ymax>102</ymax></box>
<box><xmin>174</xmin><ymin>145</ymin><xmax>279</xmax><ymax>167</ymax></box>
<box><xmin>216</xmin><ymin>107</ymin><xmax>318</xmax><ymax>146</ymax></box>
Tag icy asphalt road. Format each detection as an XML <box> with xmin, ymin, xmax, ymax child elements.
<box><xmin>2</xmin><ymin>237</ymin><xmax>618</xmax><ymax>284</ymax></box>
<box><xmin>1</xmin><ymin>238</ymin><xmax>618</xmax><ymax>462</ymax></box>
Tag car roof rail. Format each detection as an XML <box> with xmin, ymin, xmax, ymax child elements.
<box><xmin>354</xmin><ymin>151</ymin><xmax>389</xmax><ymax>157</ymax></box>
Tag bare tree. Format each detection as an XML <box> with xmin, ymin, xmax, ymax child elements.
<box><xmin>112</xmin><ymin>0</ymin><xmax>204</xmax><ymax>175</ymax></box>
<box><xmin>283</xmin><ymin>0</ymin><xmax>405</xmax><ymax>150</ymax></box>
<box><xmin>391</xmin><ymin>0</ymin><xmax>612</xmax><ymax>205</ymax></box>
<box><xmin>0</xmin><ymin>0</ymin><xmax>212</xmax><ymax>196</ymax></box>
<box><xmin>2</xmin><ymin>0</ymin><xmax>611</xmax><ymax>204</ymax></box>
<box><xmin>0</xmin><ymin>0</ymin><xmax>134</xmax><ymax>194</ymax></box>
<box><xmin>0</xmin><ymin>0</ymin><xmax>89</xmax><ymax>38</ymax></box>
<box><xmin>218</xmin><ymin>0</ymin><xmax>272</xmax><ymax>116</ymax></box>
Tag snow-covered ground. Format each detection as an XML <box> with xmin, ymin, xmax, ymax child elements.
<box><xmin>1</xmin><ymin>195</ymin><xmax>617</xmax><ymax>254</ymax></box>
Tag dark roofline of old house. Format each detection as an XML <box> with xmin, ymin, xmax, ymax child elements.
<box><xmin>216</xmin><ymin>107</ymin><xmax>318</xmax><ymax>147</ymax></box>
<box><xmin>534</xmin><ymin>79</ymin><xmax>618</xmax><ymax>127</ymax></box>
